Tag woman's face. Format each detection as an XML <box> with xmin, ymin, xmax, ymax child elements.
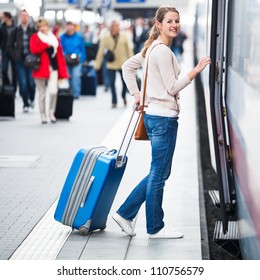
<box><xmin>38</xmin><ymin>23</ymin><xmax>49</xmax><ymax>34</ymax></box>
<box><xmin>157</xmin><ymin>11</ymin><xmax>180</xmax><ymax>39</ymax></box>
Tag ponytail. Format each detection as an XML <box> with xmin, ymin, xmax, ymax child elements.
<box><xmin>141</xmin><ymin>24</ymin><xmax>160</xmax><ymax>58</ymax></box>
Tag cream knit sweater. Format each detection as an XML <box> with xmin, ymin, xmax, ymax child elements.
<box><xmin>122</xmin><ymin>40</ymin><xmax>191</xmax><ymax>112</ymax></box>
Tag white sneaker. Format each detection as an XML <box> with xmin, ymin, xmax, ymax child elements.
<box><xmin>112</xmin><ymin>213</ymin><xmax>136</xmax><ymax>236</ymax></box>
<box><xmin>149</xmin><ymin>226</ymin><xmax>184</xmax><ymax>239</ymax></box>
<box><xmin>23</xmin><ymin>106</ymin><xmax>29</xmax><ymax>113</ymax></box>
<box><xmin>30</xmin><ymin>101</ymin><xmax>35</xmax><ymax>109</ymax></box>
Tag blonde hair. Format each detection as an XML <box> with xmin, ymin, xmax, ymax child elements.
<box><xmin>141</xmin><ymin>6</ymin><xmax>179</xmax><ymax>57</ymax></box>
<box><xmin>36</xmin><ymin>17</ymin><xmax>49</xmax><ymax>30</ymax></box>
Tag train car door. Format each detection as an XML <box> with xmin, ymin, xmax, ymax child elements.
<box><xmin>209</xmin><ymin>0</ymin><xmax>234</xmax><ymax>233</ymax></box>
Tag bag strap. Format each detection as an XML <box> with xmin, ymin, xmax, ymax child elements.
<box><xmin>112</xmin><ymin>34</ymin><xmax>119</xmax><ymax>51</ymax></box>
<box><xmin>115</xmin><ymin>43</ymin><xmax>164</xmax><ymax>167</ymax></box>
<box><xmin>141</xmin><ymin>42</ymin><xmax>164</xmax><ymax>111</ymax></box>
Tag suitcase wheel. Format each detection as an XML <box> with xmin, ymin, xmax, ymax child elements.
<box><xmin>79</xmin><ymin>226</ymin><xmax>89</xmax><ymax>236</ymax></box>
<box><xmin>100</xmin><ymin>224</ymin><xmax>106</xmax><ymax>231</ymax></box>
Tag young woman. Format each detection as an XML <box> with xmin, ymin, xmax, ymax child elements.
<box><xmin>112</xmin><ymin>6</ymin><xmax>211</xmax><ymax>238</ymax></box>
<box><xmin>30</xmin><ymin>17</ymin><xmax>68</xmax><ymax>124</ymax></box>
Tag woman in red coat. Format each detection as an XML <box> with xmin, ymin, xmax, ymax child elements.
<box><xmin>30</xmin><ymin>17</ymin><xmax>68</xmax><ymax>123</ymax></box>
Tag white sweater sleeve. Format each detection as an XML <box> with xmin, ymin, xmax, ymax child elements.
<box><xmin>154</xmin><ymin>44</ymin><xmax>191</xmax><ymax>96</ymax></box>
<box><xmin>122</xmin><ymin>52</ymin><xmax>143</xmax><ymax>95</ymax></box>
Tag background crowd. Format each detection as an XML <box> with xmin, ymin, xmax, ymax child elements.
<box><xmin>0</xmin><ymin>9</ymin><xmax>187</xmax><ymax>122</ymax></box>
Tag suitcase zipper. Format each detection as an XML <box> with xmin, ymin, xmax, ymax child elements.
<box><xmin>80</xmin><ymin>176</ymin><xmax>95</xmax><ymax>208</ymax></box>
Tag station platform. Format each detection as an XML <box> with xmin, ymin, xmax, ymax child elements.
<box><xmin>0</xmin><ymin>39</ymin><xmax>208</xmax><ymax>260</ymax></box>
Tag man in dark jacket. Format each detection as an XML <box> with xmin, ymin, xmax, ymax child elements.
<box><xmin>0</xmin><ymin>12</ymin><xmax>17</xmax><ymax>93</ymax></box>
<box><xmin>133</xmin><ymin>17</ymin><xmax>148</xmax><ymax>54</ymax></box>
<box><xmin>8</xmin><ymin>9</ymin><xmax>36</xmax><ymax>112</ymax></box>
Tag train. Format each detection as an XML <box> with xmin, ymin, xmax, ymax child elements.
<box><xmin>194</xmin><ymin>0</ymin><xmax>260</xmax><ymax>259</ymax></box>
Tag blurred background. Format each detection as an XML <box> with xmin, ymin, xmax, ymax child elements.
<box><xmin>0</xmin><ymin>0</ymin><xmax>195</xmax><ymax>34</ymax></box>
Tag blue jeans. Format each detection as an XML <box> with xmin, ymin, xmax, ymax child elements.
<box><xmin>102</xmin><ymin>58</ymin><xmax>109</xmax><ymax>88</ymax></box>
<box><xmin>68</xmin><ymin>63</ymin><xmax>82</xmax><ymax>98</ymax></box>
<box><xmin>16</xmin><ymin>59</ymin><xmax>35</xmax><ymax>107</ymax></box>
<box><xmin>107</xmin><ymin>69</ymin><xmax>127</xmax><ymax>105</ymax></box>
<box><xmin>117</xmin><ymin>114</ymin><xmax>179</xmax><ymax>234</ymax></box>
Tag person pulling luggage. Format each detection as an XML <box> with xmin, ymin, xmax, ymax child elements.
<box><xmin>30</xmin><ymin>17</ymin><xmax>69</xmax><ymax>124</ymax></box>
<box><xmin>112</xmin><ymin>5</ymin><xmax>211</xmax><ymax>238</ymax></box>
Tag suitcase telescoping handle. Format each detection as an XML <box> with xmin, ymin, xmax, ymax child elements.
<box><xmin>116</xmin><ymin>104</ymin><xmax>139</xmax><ymax>168</ymax></box>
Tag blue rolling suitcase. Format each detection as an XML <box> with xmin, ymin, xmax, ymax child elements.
<box><xmin>54</xmin><ymin>107</ymin><xmax>138</xmax><ymax>235</ymax></box>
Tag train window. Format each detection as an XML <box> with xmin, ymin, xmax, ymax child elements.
<box><xmin>228</xmin><ymin>0</ymin><xmax>260</xmax><ymax>89</ymax></box>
